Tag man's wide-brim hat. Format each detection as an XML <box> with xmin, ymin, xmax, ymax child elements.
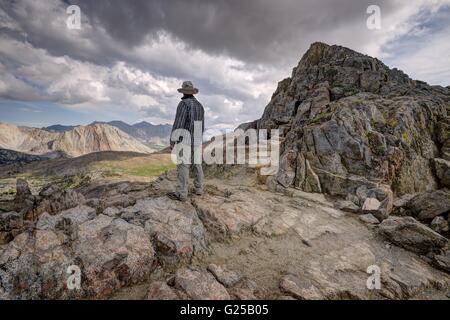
<box><xmin>178</xmin><ymin>81</ymin><xmax>199</xmax><ymax>94</ymax></box>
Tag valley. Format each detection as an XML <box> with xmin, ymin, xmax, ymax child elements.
<box><xmin>0</xmin><ymin>151</ymin><xmax>175</xmax><ymax>213</ymax></box>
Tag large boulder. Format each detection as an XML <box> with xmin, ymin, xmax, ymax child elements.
<box><xmin>0</xmin><ymin>230</ymin><xmax>75</xmax><ymax>299</ymax></box>
<box><xmin>378</xmin><ymin>216</ymin><xmax>448</xmax><ymax>255</ymax></box>
<box><xmin>36</xmin><ymin>205</ymin><xmax>96</xmax><ymax>235</ymax></box>
<box><xmin>122</xmin><ymin>197</ymin><xmax>207</xmax><ymax>266</ymax></box>
<box><xmin>174</xmin><ymin>267</ymin><xmax>230</xmax><ymax>300</ymax></box>
<box><xmin>207</xmin><ymin>264</ymin><xmax>242</xmax><ymax>288</ymax></box>
<box><xmin>228</xmin><ymin>278</ymin><xmax>258</xmax><ymax>300</ymax></box>
<box><xmin>430</xmin><ymin>216</ymin><xmax>449</xmax><ymax>234</ymax></box>
<box><xmin>436</xmin><ymin>120</ymin><xmax>450</xmax><ymax>160</ymax></box>
<box><xmin>276</xmin><ymin>150</ymin><xmax>297</xmax><ymax>188</ymax></box>
<box><xmin>406</xmin><ymin>189</ymin><xmax>450</xmax><ymax>221</ymax></box>
<box><xmin>73</xmin><ymin>215</ymin><xmax>156</xmax><ymax>297</ymax></box>
<box><xmin>434</xmin><ymin>158</ymin><xmax>450</xmax><ymax>187</ymax></box>
<box><xmin>352</xmin><ymin>184</ymin><xmax>394</xmax><ymax>220</ymax></box>
<box><xmin>279</xmin><ymin>274</ymin><xmax>323</xmax><ymax>300</ymax></box>
<box><xmin>147</xmin><ymin>281</ymin><xmax>184</xmax><ymax>300</ymax></box>
<box><xmin>432</xmin><ymin>247</ymin><xmax>450</xmax><ymax>273</ymax></box>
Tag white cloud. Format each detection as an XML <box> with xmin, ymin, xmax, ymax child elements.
<box><xmin>0</xmin><ymin>0</ymin><xmax>449</xmax><ymax>129</ymax></box>
<box><xmin>385</xmin><ymin>27</ymin><xmax>450</xmax><ymax>86</ymax></box>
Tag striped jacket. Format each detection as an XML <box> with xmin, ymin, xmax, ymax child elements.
<box><xmin>171</xmin><ymin>96</ymin><xmax>205</xmax><ymax>146</ymax></box>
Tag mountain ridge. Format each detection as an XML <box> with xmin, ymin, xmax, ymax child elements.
<box><xmin>43</xmin><ymin>120</ymin><xmax>172</xmax><ymax>150</ymax></box>
<box><xmin>91</xmin><ymin>120</ymin><xmax>172</xmax><ymax>149</ymax></box>
<box><xmin>0</xmin><ymin>122</ymin><xmax>155</xmax><ymax>157</ymax></box>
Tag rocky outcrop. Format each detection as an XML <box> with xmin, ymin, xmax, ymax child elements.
<box><xmin>431</xmin><ymin>216</ymin><xmax>449</xmax><ymax>234</ymax></box>
<box><xmin>0</xmin><ymin>230</ymin><xmax>75</xmax><ymax>299</ymax></box>
<box><xmin>1</xmin><ymin>170</ymin><xmax>450</xmax><ymax>300</ymax></box>
<box><xmin>207</xmin><ymin>264</ymin><xmax>242</xmax><ymax>288</ymax></box>
<box><xmin>433</xmin><ymin>247</ymin><xmax>450</xmax><ymax>273</ymax></box>
<box><xmin>279</xmin><ymin>274</ymin><xmax>323</xmax><ymax>300</ymax></box>
<box><xmin>254</xmin><ymin>42</ymin><xmax>449</xmax><ymax>220</ymax></box>
<box><xmin>192</xmin><ymin>192</ymin><xmax>270</xmax><ymax>238</ymax></box>
<box><xmin>0</xmin><ymin>202</ymin><xmax>156</xmax><ymax>299</ymax></box>
<box><xmin>73</xmin><ymin>215</ymin><xmax>155</xmax><ymax>297</ymax></box>
<box><xmin>35</xmin><ymin>184</ymin><xmax>86</xmax><ymax>217</ymax></box>
<box><xmin>0</xmin><ymin>212</ymin><xmax>23</xmax><ymax>245</ymax></box>
<box><xmin>147</xmin><ymin>281</ymin><xmax>184</xmax><ymax>300</ymax></box>
<box><xmin>0</xmin><ymin>177</ymin><xmax>213</xmax><ymax>299</ymax></box>
<box><xmin>379</xmin><ymin>216</ymin><xmax>448</xmax><ymax>255</ymax></box>
<box><xmin>13</xmin><ymin>180</ymin><xmax>86</xmax><ymax>221</ymax></box>
<box><xmin>145</xmin><ymin>264</ymin><xmax>256</xmax><ymax>300</ymax></box>
<box><xmin>405</xmin><ymin>189</ymin><xmax>450</xmax><ymax>221</ymax></box>
<box><xmin>128</xmin><ymin>197</ymin><xmax>207</xmax><ymax>266</ymax></box>
<box><xmin>14</xmin><ymin>179</ymin><xmax>35</xmax><ymax>214</ymax></box>
<box><xmin>359</xmin><ymin>213</ymin><xmax>380</xmax><ymax>224</ymax></box>
<box><xmin>174</xmin><ymin>267</ymin><xmax>231</xmax><ymax>300</ymax></box>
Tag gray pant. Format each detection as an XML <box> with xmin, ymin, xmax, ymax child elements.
<box><xmin>175</xmin><ymin>163</ymin><xmax>204</xmax><ymax>198</ymax></box>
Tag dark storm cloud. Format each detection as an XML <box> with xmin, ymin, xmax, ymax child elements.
<box><xmin>0</xmin><ymin>0</ymin><xmax>420</xmax><ymax>92</ymax></box>
<box><xmin>2</xmin><ymin>0</ymin><xmax>400</xmax><ymax>67</ymax></box>
<box><xmin>68</xmin><ymin>0</ymin><xmax>399</xmax><ymax>64</ymax></box>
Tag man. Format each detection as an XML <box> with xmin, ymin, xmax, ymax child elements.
<box><xmin>168</xmin><ymin>81</ymin><xmax>205</xmax><ymax>202</ymax></box>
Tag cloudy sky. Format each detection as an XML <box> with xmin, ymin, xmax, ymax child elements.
<box><xmin>0</xmin><ymin>0</ymin><xmax>449</xmax><ymax>130</ymax></box>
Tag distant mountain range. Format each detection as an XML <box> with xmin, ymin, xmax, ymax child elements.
<box><xmin>0</xmin><ymin>122</ymin><xmax>156</xmax><ymax>158</ymax></box>
<box><xmin>44</xmin><ymin>120</ymin><xmax>172</xmax><ymax>150</ymax></box>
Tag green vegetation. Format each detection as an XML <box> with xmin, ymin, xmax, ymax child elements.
<box><xmin>367</xmin><ymin>132</ymin><xmax>378</xmax><ymax>149</ymax></box>
<box><xmin>344</xmin><ymin>88</ymin><xmax>359</xmax><ymax>97</ymax></box>
<box><xmin>0</xmin><ymin>202</ymin><xmax>14</xmax><ymax>213</ymax></box>
<box><xmin>352</xmin><ymin>97</ymin><xmax>364</xmax><ymax>105</ymax></box>
<box><xmin>402</xmin><ymin>131</ymin><xmax>412</xmax><ymax>145</ymax></box>
<box><xmin>123</xmin><ymin>163</ymin><xmax>175</xmax><ymax>177</ymax></box>
<box><xmin>59</xmin><ymin>174</ymin><xmax>92</xmax><ymax>189</ymax></box>
<box><xmin>310</xmin><ymin>109</ymin><xmax>335</xmax><ymax>125</ymax></box>
<box><xmin>0</xmin><ymin>154</ymin><xmax>176</xmax><ymax>204</ymax></box>
<box><xmin>445</xmin><ymin>128</ymin><xmax>450</xmax><ymax>137</ymax></box>
<box><xmin>387</xmin><ymin>118</ymin><xmax>398</xmax><ymax>128</ymax></box>
<box><xmin>96</xmin><ymin>154</ymin><xmax>176</xmax><ymax>180</ymax></box>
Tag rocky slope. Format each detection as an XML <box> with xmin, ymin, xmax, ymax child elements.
<box><xmin>94</xmin><ymin>121</ymin><xmax>171</xmax><ymax>142</ymax></box>
<box><xmin>0</xmin><ymin>170</ymin><xmax>449</xmax><ymax>300</ymax></box>
<box><xmin>254</xmin><ymin>42</ymin><xmax>449</xmax><ymax>223</ymax></box>
<box><xmin>0</xmin><ymin>123</ymin><xmax>57</xmax><ymax>153</ymax></box>
<box><xmin>0</xmin><ymin>123</ymin><xmax>155</xmax><ymax>157</ymax></box>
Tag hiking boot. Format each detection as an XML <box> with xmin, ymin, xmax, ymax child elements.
<box><xmin>194</xmin><ymin>189</ymin><xmax>204</xmax><ymax>196</ymax></box>
<box><xmin>167</xmin><ymin>192</ymin><xmax>187</xmax><ymax>202</ymax></box>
